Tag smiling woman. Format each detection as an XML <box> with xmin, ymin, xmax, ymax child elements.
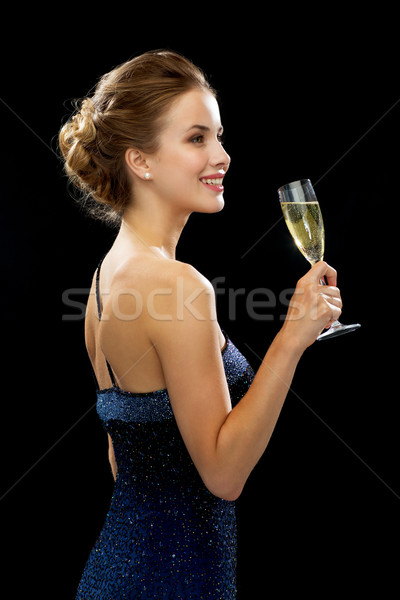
<box><xmin>122</xmin><ymin>87</ymin><xmax>230</xmax><ymax>219</ymax></box>
<box><xmin>59</xmin><ymin>50</ymin><xmax>220</xmax><ymax>226</ymax></box>
<box><xmin>58</xmin><ymin>49</ymin><xmax>343</xmax><ymax>600</ymax></box>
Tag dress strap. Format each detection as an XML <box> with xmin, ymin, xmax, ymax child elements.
<box><xmin>95</xmin><ymin>254</ymin><xmax>106</xmax><ymax>320</ymax></box>
<box><xmin>95</xmin><ymin>254</ymin><xmax>116</xmax><ymax>387</ymax></box>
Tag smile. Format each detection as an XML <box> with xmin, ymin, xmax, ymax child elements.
<box><xmin>200</xmin><ymin>177</ymin><xmax>224</xmax><ymax>185</ymax></box>
<box><xmin>199</xmin><ymin>172</ymin><xmax>225</xmax><ymax>191</ymax></box>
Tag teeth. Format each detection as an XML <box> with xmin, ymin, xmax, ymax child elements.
<box><xmin>201</xmin><ymin>178</ymin><xmax>223</xmax><ymax>185</ymax></box>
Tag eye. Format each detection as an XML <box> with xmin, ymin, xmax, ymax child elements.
<box><xmin>191</xmin><ymin>135</ymin><xmax>204</xmax><ymax>144</ymax></box>
<box><xmin>217</xmin><ymin>132</ymin><xmax>224</xmax><ymax>144</ymax></box>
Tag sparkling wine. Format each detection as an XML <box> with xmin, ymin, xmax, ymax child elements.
<box><xmin>278</xmin><ymin>179</ymin><xmax>360</xmax><ymax>340</ymax></box>
<box><xmin>280</xmin><ymin>201</ymin><xmax>325</xmax><ymax>265</ymax></box>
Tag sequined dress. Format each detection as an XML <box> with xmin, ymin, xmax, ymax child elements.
<box><xmin>75</xmin><ymin>259</ymin><xmax>255</xmax><ymax>600</ymax></box>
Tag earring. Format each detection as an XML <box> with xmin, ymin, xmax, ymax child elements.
<box><xmin>145</xmin><ymin>172</ymin><xmax>150</xmax><ymax>180</ymax></box>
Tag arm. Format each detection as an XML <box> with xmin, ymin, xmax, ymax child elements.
<box><xmin>146</xmin><ymin>261</ymin><xmax>341</xmax><ymax>500</ymax></box>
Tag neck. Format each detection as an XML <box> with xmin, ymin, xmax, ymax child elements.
<box><xmin>118</xmin><ymin>204</ymin><xmax>190</xmax><ymax>261</ymax></box>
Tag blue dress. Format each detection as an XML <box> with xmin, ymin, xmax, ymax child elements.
<box><xmin>76</xmin><ymin>259</ymin><xmax>255</xmax><ymax>599</ymax></box>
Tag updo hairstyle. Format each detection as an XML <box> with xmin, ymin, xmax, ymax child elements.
<box><xmin>58</xmin><ymin>50</ymin><xmax>214</xmax><ymax>225</ymax></box>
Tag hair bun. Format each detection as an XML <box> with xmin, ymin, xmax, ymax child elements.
<box><xmin>60</xmin><ymin>97</ymin><xmax>97</xmax><ymax>158</ymax></box>
<box><xmin>59</xmin><ymin>97</ymin><xmax>113</xmax><ymax>212</ymax></box>
<box><xmin>72</xmin><ymin>98</ymin><xmax>98</xmax><ymax>142</ymax></box>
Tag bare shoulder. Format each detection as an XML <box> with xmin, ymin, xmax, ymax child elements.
<box><xmin>112</xmin><ymin>254</ymin><xmax>214</xmax><ymax>297</ymax></box>
<box><xmin>99</xmin><ymin>253</ymin><xmax>216</xmax><ymax>334</ymax></box>
<box><xmin>162</xmin><ymin>259</ymin><xmax>215</xmax><ymax>298</ymax></box>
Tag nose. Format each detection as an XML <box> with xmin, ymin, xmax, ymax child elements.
<box><xmin>211</xmin><ymin>140</ymin><xmax>231</xmax><ymax>172</ymax></box>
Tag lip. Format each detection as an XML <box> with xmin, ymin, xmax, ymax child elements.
<box><xmin>199</xmin><ymin>171</ymin><xmax>226</xmax><ymax>192</ymax></box>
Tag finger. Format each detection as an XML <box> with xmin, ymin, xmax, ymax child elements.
<box><xmin>309</xmin><ymin>260</ymin><xmax>337</xmax><ymax>286</ymax></box>
<box><xmin>318</xmin><ymin>284</ymin><xmax>342</xmax><ymax>302</ymax></box>
<box><xmin>319</xmin><ymin>307</ymin><xmax>342</xmax><ymax>330</ymax></box>
<box><xmin>321</xmin><ymin>295</ymin><xmax>342</xmax><ymax>327</ymax></box>
<box><xmin>324</xmin><ymin>306</ymin><xmax>343</xmax><ymax>328</ymax></box>
<box><xmin>321</xmin><ymin>295</ymin><xmax>343</xmax><ymax>312</ymax></box>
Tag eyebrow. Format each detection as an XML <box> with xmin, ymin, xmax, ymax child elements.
<box><xmin>186</xmin><ymin>124</ymin><xmax>223</xmax><ymax>132</ymax></box>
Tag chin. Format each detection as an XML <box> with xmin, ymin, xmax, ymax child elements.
<box><xmin>199</xmin><ymin>195</ymin><xmax>225</xmax><ymax>214</ymax></box>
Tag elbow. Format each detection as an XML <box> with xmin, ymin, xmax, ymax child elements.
<box><xmin>219</xmin><ymin>489</ymin><xmax>243</xmax><ymax>502</ymax></box>
<box><xmin>204</xmin><ymin>476</ymin><xmax>244</xmax><ymax>502</ymax></box>
<box><xmin>212</xmin><ymin>486</ymin><xmax>243</xmax><ymax>502</ymax></box>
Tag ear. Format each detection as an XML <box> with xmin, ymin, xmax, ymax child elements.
<box><xmin>125</xmin><ymin>148</ymin><xmax>150</xmax><ymax>180</ymax></box>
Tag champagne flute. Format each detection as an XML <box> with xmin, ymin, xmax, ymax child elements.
<box><xmin>277</xmin><ymin>179</ymin><xmax>361</xmax><ymax>341</ymax></box>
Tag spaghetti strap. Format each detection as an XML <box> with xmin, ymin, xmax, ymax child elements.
<box><xmin>95</xmin><ymin>254</ymin><xmax>107</xmax><ymax>320</ymax></box>
<box><xmin>95</xmin><ymin>254</ymin><xmax>116</xmax><ymax>387</ymax></box>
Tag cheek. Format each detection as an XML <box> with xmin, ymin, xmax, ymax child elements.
<box><xmin>177</xmin><ymin>150</ymin><xmax>207</xmax><ymax>175</ymax></box>
<box><xmin>153</xmin><ymin>141</ymin><xmax>211</xmax><ymax>200</ymax></box>
<box><xmin>162</xmin><ymin>152</ymin><xmax>207</xmax><ymax>184</ymax></box>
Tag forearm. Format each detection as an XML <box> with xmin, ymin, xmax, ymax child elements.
<box><xmin>212</xmin><ymin>329</ymin><xmax>303</xmax><ymax>499</ymax></box>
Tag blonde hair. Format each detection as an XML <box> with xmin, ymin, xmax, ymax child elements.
<box><xmin>58</xmin><ymin>49</ymin><xmax>214</xmax><ymax>225</ymax></box>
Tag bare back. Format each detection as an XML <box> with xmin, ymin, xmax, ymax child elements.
<box><xmin>85</xmin><ymin>251</ymin><xmax>226</xmax><ymax>393</ymax></box>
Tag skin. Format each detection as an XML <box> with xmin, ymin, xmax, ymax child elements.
<box><xmin>85</xmin><ymin>89</ymin><xmax>342</xmax><ymax>499</ymax></box>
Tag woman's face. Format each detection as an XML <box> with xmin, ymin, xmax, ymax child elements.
<box><xmin>149</xmin><ymin>89</ymin><xmax>231</xmax><ymax>214</ymax></box>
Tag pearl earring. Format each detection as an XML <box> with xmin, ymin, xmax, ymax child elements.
<box><xmin>145</xmin><ymin>172</ymin><xmax>150</xmax><ymax>180</ymax></box>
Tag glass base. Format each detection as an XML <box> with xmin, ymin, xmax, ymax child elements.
<box><xmin>317</xmin><ymin>321</ymin><xmax>361</xmax><ymax>341</ymax></box>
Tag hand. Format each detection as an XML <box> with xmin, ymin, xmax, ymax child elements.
<box><xmin>282</xmin><ymin>261</ymin><xmax>343</xmax><ymax>350</ymax></box>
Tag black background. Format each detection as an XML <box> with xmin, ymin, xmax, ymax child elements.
<box><xmin>1</xmin><ymin>10</ymin><xmax>399</xmax><ymax>598</ymax></box>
